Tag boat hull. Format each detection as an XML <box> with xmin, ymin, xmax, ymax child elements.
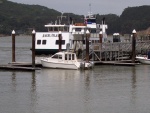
<box><xmin>41</xmin><ymin>60</ymin><xmax>80</xmax><ymax>70</ymax></box>
<box><xmin>136</xmin><ymin>56</ymin><xmax>150</xmax><ymax>64</ymax></box>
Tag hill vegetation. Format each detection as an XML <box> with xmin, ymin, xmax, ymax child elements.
<box><xmin>0</xmin><ymin>0</ymin><xmax>150</xmax><ymax>35</ymax></box>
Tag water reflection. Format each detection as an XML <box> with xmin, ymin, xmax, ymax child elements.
<box><xmin>1</xmin><ymin>65</ymin><xmax>150</xmax><ymax>113</ymax></box>
<box><xmin>9</xmin><ymin>71</ymin><xmax>37</xmax><ymax>113</ymax></box>
<box><xmin>131</xmin><ymin>66</ymin><xmax>137</xmax><ymax>98</ymax></box>
<box><xmin>130</xmin><ymin>67</ymin><xmax>137</xmax><ymax>113</ymax></box>
<box><xmin>82</xmin><ymin>70</ymin><xmax>92</xmax><ymax>113</ymax></box>
<box><xmin>30</xmin><ymin>72</ymin><xmax>37</xmax><ymax>113</ymax></box>
<box><xmin>41</xmin><ymin>68</ymin><xmax>81</xmax><ymax>82</ymax></box>
<box><xmin>11</xmin><ymin>71</ymin><xmax>16</xmax><ymax>91</ymax></box>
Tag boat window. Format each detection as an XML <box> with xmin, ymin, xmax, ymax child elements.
<box><xmin>52</xmin><ymin>54</ymin><xmax>62</xmax><ymax>59</ymax></box>
<box><xmin>65</xmin><ymin>54</ymin><xmax>71</xmax><ymax>60</ymax></box>
<box><xmin>72</xmin><ymin>54</ymin><xmax>75</xmax><ymax>60</ymax></box>
<box><xmin>56</xmin><ymin>40</ymin><xmax>65</xmax><ymax>45</ymax></box>
<box><xmin>37</xmin><ymin>40</ymin><xmax>41</xmax><ymax>45</ymax></box>
<box><xmin>58</xmin><ymin>55</ymin><xmax>62</xmax><ymax>59</ymax></box>
<box><xmin>69</xmin><ymin>54</ymin><xmax>71</xmax><ymax>60</ymax></box>
<box><xmin>42</xmin><ymin>40</ymin><xmax>46</xmax><ymax>45</ymax></box>
<box><xmin>65</xmin><ymin>54</ymin><xmax>67</xmax><ymax>60</ymax></box>
<box><xmin>52</xmin><ymin>54</ymin><xmax>59</xmax><ymax>59</ymax></box>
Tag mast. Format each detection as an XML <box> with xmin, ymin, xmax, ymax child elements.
<box><xmin>57</xmin><ymin>12</ymin><xmax>66</xmax><ymax>24</ymax></box>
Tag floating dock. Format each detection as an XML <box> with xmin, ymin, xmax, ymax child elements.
<box><xmin>0</xmin><ymin>62</ymin><xmax>41</xmax><ymax>71</ymax></box>
<box><xmin>94</xmin><ymin>61</ymin><xmax>138</xmax><ymax>66</ymax></box>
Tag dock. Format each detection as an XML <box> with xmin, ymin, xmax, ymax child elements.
<box><xmin>0</xmin><ymin>62</ymin><xmax>41</xmax><ymax>71</ymax></box>
<box><xmin>94</xmin><ymin>61</ymin><xmax>139</xmax><ymax>66</ymax></box>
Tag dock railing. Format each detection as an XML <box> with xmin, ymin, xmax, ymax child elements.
<box><xmin>88</xmin><ymin>40</ymin><xmax>150</xmax><ymax>61</ymax></box>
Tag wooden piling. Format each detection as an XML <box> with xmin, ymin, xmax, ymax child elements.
<box><xmin>99</xmin><ymin>31</ymin><xmax>103</xmax><ymax>45</ymax></box>
<box><xmin>99</xmin><ymin>31</ymin><xmax>103</xmax><ymax>61</ymax></box>
<box><xmin>58</xmin><ymin>31</ymin><xmax>62</xmax><ymax>52</ymax></box>
<box><xmin>12</xmin><ymin>30</ymin><xmax>15</xmax><ymax>62</ymax></box>
<box><xmin>132</xmin><ymin>29</ymin><xmax>136</xmax><ymax>63</ymax></box>
<box><xmin>32</xmin><ymin>30</ymin><xmax>36</xmax><ymax>67</ymax></box>
<box><xmin>86</xmin><ymin>30</ymin><xmax>90</xmax><ymax>63</ymax></box>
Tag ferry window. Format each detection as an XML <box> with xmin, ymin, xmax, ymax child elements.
<box><xmin>49</xmin><ymin>27</ymin><xmax>53</xmax><ymax>31</ymax></box>
<box><xmin>75</xmin><ymin>28</ymin><xmax>81</xmax><ymax>31</ymax></box>
<box><xmin>42</xmin><ymin>40</ymin><xmax>46</xmax><ymax>45</ymax></box>
<box><xmin>59</xmin><ymin>27</ymin><xmax>63</xmax><ymax>31</ymax></box>
<box><xmin>87</xmin><ymin>19</ymin><xmax>96</xmax><ymax>23</ymax></box>
<box><xmin>83</xmin><ymin>40</ymin><xmax>85</xmax><ymax>44</ymax></box>
<box><xmin>56</xmin><ymin>40</ymin><xmax>65</xmax><ymax>45</ymax></box>
<box><xmin>64</xmin><ymin>27</ymin><xmax>69</xmax><ymax>32</ymax></box>
<box><xmin>62</xmin><ymin>40</ymin><xmax>65</xmax><ymax>45</ymax></box>
<box><xmin>37</xmin><ymin>40</ymin><xmax>41</xmax><ymax>45</ymax></box>
<box><xmin>91</xmin><ymin>29</ymin><xmax>96</xmax><ymax>33</ymax></box>
<box><xmin>54</xmin><ymin>27</ymin><xmax>58</xmax><ymax>31</ymax></box>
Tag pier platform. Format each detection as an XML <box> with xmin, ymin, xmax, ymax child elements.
<box><xmin>0</xmin><ymin>62</ymin><xmax>41</xmax><ymax>71</ymax></box>
<box><xmin>94</xmin><ymin>60</ymin><xmax>139</xmax><ymax>66</ymax></box>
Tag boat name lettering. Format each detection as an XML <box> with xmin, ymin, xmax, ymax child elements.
<box><xmin>43</xmin><ymin>34</ymin><xmax>58</xmax><ymax>37</ymax></box>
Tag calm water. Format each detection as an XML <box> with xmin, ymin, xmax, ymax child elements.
<box><xmin>0</xmin><ymin>36</ymin><xmax>150</xmax><ymax>113</ymax></box>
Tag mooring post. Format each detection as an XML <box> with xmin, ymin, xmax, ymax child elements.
<box><xmin>32</xmin><ymin>30</ymin><xmax>36</xmax><ymax>67</ymax></box>
<box><xmin>99</xmin><ymin>31</ymin><xmax>103</xmax><ymax>45</ymax></box>
<box><xmin>99</xmin><ymin>31</ymin><xmax>103</xmax><ymax>61</ymax></box>
<box><xmin>58</xmin><ymin>31</ymin><xmax>62</xmax><ymax>52</ymax></box>
<box><xmin>12</xmin><ymin>30</ymin><xmax>16</xmax><ymax>62</ymax></box>
<box><xmin>132</xmin><ymin>29</ymin><xmax>136</xmax><ymax>63</ymax></box>
<box><xmin>86</xmin><ymin>30</ymin><xmax>90</xmax><ymax>63</ymax></box>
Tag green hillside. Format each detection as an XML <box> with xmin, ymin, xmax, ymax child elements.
<box><xmin>120</xmin><ymin>5</ymin><xmax>150</xmax><ymax>34</ymax></box>
<box><xmin>0</xmin><ymin>0</ymin><xmax>150</xmax><ymax>35</ymax></box>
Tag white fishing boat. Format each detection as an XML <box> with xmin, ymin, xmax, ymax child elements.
<box><xmin>41</xmin><ymin>51</ymin><xmax>94</xmax><ymax>69</ymax></box>
<box><xmin>136</xmin><ymin>56</ymin><xmax>150</xmax><ymax>64</ymax></box>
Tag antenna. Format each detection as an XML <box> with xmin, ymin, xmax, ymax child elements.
<box><xmin>57</xmin><ymin>12</ymin><xmax>66</xmax><ymax>24</ymax></box>
<box><xmin>89</xmin><ymin>3</ymin><xmax>91</xmax><ymax>14</ymax></box>
<box><xmin>88</xmin><ymin>3</ymin><xmax>92</xmax><ymax>17</ymax></box>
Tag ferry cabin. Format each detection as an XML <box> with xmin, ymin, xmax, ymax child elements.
<box><xmin>35</xmin><ymin>24</ymin><xmax>89</xmax><ymax>55</ymax></box>
<box><xmin>35</xmin><ymin>24</ymin><xmax>70</xmax><ymax>55</ymax></box>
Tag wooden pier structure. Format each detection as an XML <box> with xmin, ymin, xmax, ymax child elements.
<box><xmin>87</xmin><ymin>40</ymin><xmax>150</xmax><ymax>62</ymax></box>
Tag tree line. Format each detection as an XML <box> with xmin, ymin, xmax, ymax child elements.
<box><xmin>0</xmin><ymin>0</ymin><xmax>150</xmax><ymax>35</ymax></box>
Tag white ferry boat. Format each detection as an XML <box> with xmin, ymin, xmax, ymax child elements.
<box><xmin>35</xmin><ymin>13</ymin><xmax>108</xmax><ymax>55</ymax></box>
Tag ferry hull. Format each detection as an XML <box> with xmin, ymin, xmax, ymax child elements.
<box><xmin>35</xmin><ymin>49</ymin><xmax>65</xmax><ymax>55</ymax></box>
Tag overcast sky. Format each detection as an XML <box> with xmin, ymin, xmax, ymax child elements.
<box><xmin>9</xmin><ymin>0</ymin><xmax>150</xmax><ymax>15</ymax></box>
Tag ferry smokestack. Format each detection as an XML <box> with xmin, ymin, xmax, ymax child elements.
<box><xmin>102</xmin><ymin>17</ymin><xmax>105</xmax><ymax>24</ymax></box>
<box><xmin>70</xmin><ymin>17</ymin><xmax>73</xmax><ymax>24</ymax></box>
